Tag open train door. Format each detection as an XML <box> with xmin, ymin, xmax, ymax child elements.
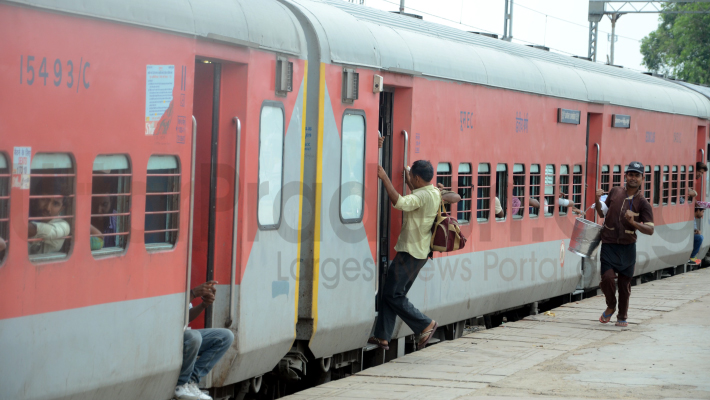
<box><xmin>581</xmin><ymin>112</ymin><xmax>604</xmax><ymax>288</ymax></box>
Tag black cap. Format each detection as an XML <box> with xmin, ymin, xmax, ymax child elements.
<box><xmin>627</xmin><ymin>161</ymin><xmax>644</xmax><ymax>174</ymax></box>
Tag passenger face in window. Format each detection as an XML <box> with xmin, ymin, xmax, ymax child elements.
<box><xmin>35</xmin><ymin>197</ymin><xmax>65</xmax><ymax>218</ymax></box>
<box><xmin>93</xmin><ymin>195</ymin><xmax>112</xmax><ymax>215</ymax></box>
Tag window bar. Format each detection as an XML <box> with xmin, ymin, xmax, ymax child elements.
<box><xmin>671</xmin><ymin>166</ymin><xmax>678</xmax><ymax>205</ymax></box>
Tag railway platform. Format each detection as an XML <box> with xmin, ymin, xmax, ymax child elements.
<box><xmin>285</xmin><ymin>268</ymin><xmax>710</xmax><ymax>400</ymax></box>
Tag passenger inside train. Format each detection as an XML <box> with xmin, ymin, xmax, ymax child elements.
<box><xmin>28</xmin><ymin>177</ymin><xmax>71</xmax><ymax>255</ymax></box>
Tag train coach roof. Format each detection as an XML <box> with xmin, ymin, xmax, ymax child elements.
<box><xmin>286</xmin><ymin>0</ymin><xmax>710</xmax><ymax>119</ymax></box>
<box><xmin>675</xmin><ymin>81</ymin><xmax>710</xmax><ymax>102</ymax></box>
<box><xmin>4</xmin><ymin>0</ymin><xmax>306</xmax><ymax>58</ymax></box>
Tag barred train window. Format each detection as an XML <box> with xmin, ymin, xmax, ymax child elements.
<box><xmin>680</xmin><ymin>166</ymin><xmax>686</xmax><ymax>204</ymax></box>
<box><xmin>457</xmin><ymin>163</ymin><xmax>472</xmax><ymax>223</ymax></box>
<box><xmin>91</xmin><ymin>155</ymin><xmax>131</xmax><ymax>256</ymax></box>
<box><xmin>612</xmin><ymin>165</ymin><xmax>621</xmax><ymax>187</ymax></box>
<box><xmin>340</xmin><ymin>111</ymin><xmax>366</xmax><ymax>222</ymax></box>
<box><xmin>512</xmin><ymin>164</ymin><xmax>525</xmax><ymax>219</ymax></box>
<box><xmin>437</xmin><ymin>163</ymin><xmax>452</xmax><ymax>212</ymax></box>
<box><xmin>529</xmin><ymin>164</ymin><xmax>541</xmax><ymax>218</ymax></box>
<box><xmin>600</xmin><ymin>165</ymin><xmax>610</xmax><ymax>194</ymax></box>
<box><xmin>28</xmin><ymin>153</ymin><xmax>75</xmax><ymax>260</ymax></box>
<box><xmin>144</xmin><ymin>155</ymin><xmax>180</xmax><ymax>249</ymax></box>
<box><xmin>572</xmin><ymin>165</ymin><xmax>583</xmax><ymax>210</ymax></box>
<box><xmin>544</xmin><ymin>164</ymin><xmax>555</xmax><ymax>216</ymax></box>
<box><xmin>0</xmin><ymin>153</ymin><xmax>9</xmax><ymax>264</ymax></box>
<box><xmin>258</xmin><ymin>103</ymin><xmax>285</xmax><ymax>228</ymax></box>
<box><xmin>496</xmin><ymin>164</ymin><xmax>508</xmax><ymax>220</ymax></box>
<box><xmin>688</xmin><ymin>165</ymin><xmax>695</xmax><ymax>198</ymax></box>
<box><xmin>476</xmin><ymin>163</ymin><xmax>490</xmax><ymax>222</ymax></box>
<box><xmin>559</xmin><ymin>165</ymin><xmax>569</xmax><ymax>216</ymax></box>
<box><xmin>662</xmin><ymin>166</ymin><xmax>669</xmax><ymax>205</ymax></box>
<box><xmin>671</xmin><ymin>166</ymin><xmax>678</xmax><ymax>205</ymax></box>
<box><xmin>653</xmin><ymin>166</ymin><xmax>660</xmax><ymax>206</ymax></box>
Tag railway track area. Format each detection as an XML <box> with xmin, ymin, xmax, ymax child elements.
<box><xmin>284</xmin><ymin>268</ymin><xmax>710</xmax><ymax>400</ymax></box>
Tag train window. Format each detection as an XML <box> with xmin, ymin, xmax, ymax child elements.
<box><xmin>680</xmin><ymin>166</ymin><xmax>687</xmax><ymax>204</ymax></box>
<box><xmin>662</xmin><ymin>166</ymin><xmax>669</xmax><ymax>205</ymax></box>
<box><xmin>340</xmin><ymin>111</ymin><xmax>366</xmax><ymax>223</ymax></box>
<box><xmin>612</xmin><ymin>165</ymin><xmax>622</xmax><ymax>187</ymax></box>
<box><xmin>0</xmin><ymin>153</ymin><xmax>9</xmax><ymax>264</ymax></box>
<box><xmin>559</xmin><ymin>165</ymin><xmax>569</xmax><ymax>216</ymax></box>
<box><xmin>496</xmin><ymin>164</ymin><xmax>508</xmax><ymax>221</ymax></box>
<box><xmin>644</xmin><ymin>166</ymin><xmax>652</xmax><ymax>200</ymax></box>
<box><xmin>544</xmin><ymin>164</ymin><xmax>555</xmax><ymax>216</ymax></box>
<box><xmin>437</xmin><ymin>163</ymin><xmax>452</xmax><ymax>213</ymax></box>
<box><xmin>572</xmin><ymin>165</ymin><xmax>583</xmax><ymax>210</ymax></box>
<box><xmin>512</xmin><ymin>164</ymin><xmax>525</xmax><ymax>219</ymax></box>
<box><xmin>476</xmin><ymin>163</ymin><xmax>491</xmax><ymax>222</ymax></box>
<box><xmin>671</xmin><ymin>166</ymin><xmax>678</xmax><ymax>205</ymax></box>
<box><xmin>144</xmin><ymin>155</ymin><xmax>180</xmax><ymax>249</ymax></box>
<box><xmin>28</xmin><ymin>153</ymin><xmax>75</xmax><ymax>261</ymax></box>
<box><xmin>688</xmin><ymin>165</ymin><xmax>695</xmax><ymax>198</ymax></box>
<box><xmin>529</xmin><ymin>164</ymin><xmax>541</xmax><ymax>218</ymax></box>
<box><xmin>600</xmin><ymin>165</ymin><xmax>610</xmax><ymax>194</ymax></box>
<box><xmin>653</xmin><ymin>166</ymin><xmax>661</xmax><ymax>206</ymax></box>
<box><xmin>91</xmin><ymin>155</ymin><xmax>131</xmax><ymax>256</ymax></box>
<box><xmin>457</xmin><ymin>163</ymin><xmax>472</xmax><ymax>223</ymax></box>
<box><xmin>258</xmin><ymin>102</ymin><xmax>285</xmax><ymax>229</ymax></box>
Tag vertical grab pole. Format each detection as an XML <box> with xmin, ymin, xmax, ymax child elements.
<box><xmin>376</xmin><ymin>131</ymin><xmax>382</xmax><ymax>295</ymax></box>
<box><xmin>227</xmin><ymin>117</ymin><xmax>241</xmax><ymax>328</ymax></box>
<box><xmin>402</xmin><ymin>130</ymin><xmax>409</xmax><ymax>195</ymax></box>
<box><xmin>594</xmin><ymin>143</ymin><xmax>600</xmax><ymax>223</ymax></box>
<box><xmin>185</xmin><ymin>116</ymin><xmax>198</xmax><ymax>328</ymax></box>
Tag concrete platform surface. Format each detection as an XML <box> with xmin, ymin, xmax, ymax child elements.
<box><xmin>285</xmin><ymin>268</ymin><xmax>710</xmax><ymax>399</ymax></box>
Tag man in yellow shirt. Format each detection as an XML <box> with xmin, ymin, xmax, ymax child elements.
<box><xmin>369</xmin><ymin>160</ymin><xmax>440</xmax><ymax>351</ymax></box>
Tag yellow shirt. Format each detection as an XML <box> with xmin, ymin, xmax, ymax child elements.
<box><xmin>393</xmin><ymin>184</ymin><xmax>441</xmax><ymax>259</ymax></box>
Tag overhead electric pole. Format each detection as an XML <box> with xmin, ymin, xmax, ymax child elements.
<box><xmin>502</xmin><ymin>0</ymin><xmax>514</xmax><ymax>42</ymax></box>
<box><xmin>588</xmin><ymin>1</ymin><xmax>710</xmax><ymax>65</ymax></box>
<box><xmin>400</xmin><ymin>0</ymin><xmax>405</xmax><ymax>13</ymax></box>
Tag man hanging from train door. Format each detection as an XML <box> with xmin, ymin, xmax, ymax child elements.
<box><xmin>595</xmin><ymin>161</ymin><xmax>654</xmax><ymax>328</ymax></box>
<box><xmin>174</xmin><ymin>281</ymin><xmax>234</xmax><ymax>400</ymax></box>
<box><xmin>369</xmin><ymin>160</ymin><xmax>441</xmax><ymax>351</ymax></box>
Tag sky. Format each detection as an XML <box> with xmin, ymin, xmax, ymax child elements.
<box><xmin>357</xmin><ymin>0</ymin><xmax>662</xmax><ymax>72</ymax></box>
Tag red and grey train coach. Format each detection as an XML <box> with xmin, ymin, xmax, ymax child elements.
<box><xmin>1</xmin><ymin>0</ymin><xmax>709</xmax><ymax>399</ymax></box>
<box><xmin>1</xmin><ymin>0</ymin><xmax>308</xmax><ymax>398</ymax></box>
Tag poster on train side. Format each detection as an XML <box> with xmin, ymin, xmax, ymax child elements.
<box><xmin>12</xmin><ymin>146</ymin><xmax>31</xmax><ymax>189</ymax></box>
<box><xmin>145</xmin><ymin>65</ymin><xmax>175</xmax><ymax>136</ymax></box>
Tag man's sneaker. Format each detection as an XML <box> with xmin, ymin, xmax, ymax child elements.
<box><xmin>188</xmin><ymin>383</ymin><xmax>212</xmax><ymax>400</ymax></box>
<box><xmin>174</xmin><ymin>383</ymin><xmax>199</xmax><ymax>400</ymax></box>
<box><xmin>690</xmin><ymin>258</ymin><xmax>701</xmax><ymax>265</ymax></box>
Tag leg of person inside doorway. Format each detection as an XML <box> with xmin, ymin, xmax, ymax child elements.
<box><xmin>691</xmin><ymin>233</ymin><xmax>703</xmax><ymax>263</ymax></box>
<box><xmin>372</xmin><ymin>252</ymin><xmax>436</xmax><ymax>347</ymax></box>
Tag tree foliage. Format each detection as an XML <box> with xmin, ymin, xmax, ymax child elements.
<box><xmin>640</xmin><ymin>2</ymin><xmax>710</xmax><ymax>85</ymax></box>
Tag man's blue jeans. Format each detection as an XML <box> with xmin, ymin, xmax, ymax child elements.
<box><xmin>691</xmin><ymin>234</ymin><xmax>703</xmax><ymax>258</ymax></box>
<box><xmin>178</xmin><ymin>328</ymin><xmax>234</xmax><ymax>386</ymax></box>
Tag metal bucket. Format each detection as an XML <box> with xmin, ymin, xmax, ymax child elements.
<box><xmin>568</xmin><ymin>217</ymin><xmax>602</xmax><ymax>258</ymax></box>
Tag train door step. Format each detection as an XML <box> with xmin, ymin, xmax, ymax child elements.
<box><xmin>362</xmin><ymin>343</ymin><xmax>380</xmax><ymax>352</ymax></box>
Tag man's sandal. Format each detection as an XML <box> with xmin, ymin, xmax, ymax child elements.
<box><xmin>417</xmin><ymin>321</ymin><xmax>438</xmax><ymax>350</ymax></box>
<box><xmin>599</xmin><ymin>310</ymin><xmax>614</xmax><ymax>324</ymax></box>
<box><xmin>615</xmin><ymin>320</ymin><xmax>628</xmax><ymax>327</ymax></box>
<box><xmin>367</xmin><ymin>337</ymin><xmax>389</xmax><ymax>350</ymax></box>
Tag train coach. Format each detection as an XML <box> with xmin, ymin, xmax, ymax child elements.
<box><xmin>1</xmin><ymin>0</ymin><xmax>710</xmax><ymax>399</ymax></box>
